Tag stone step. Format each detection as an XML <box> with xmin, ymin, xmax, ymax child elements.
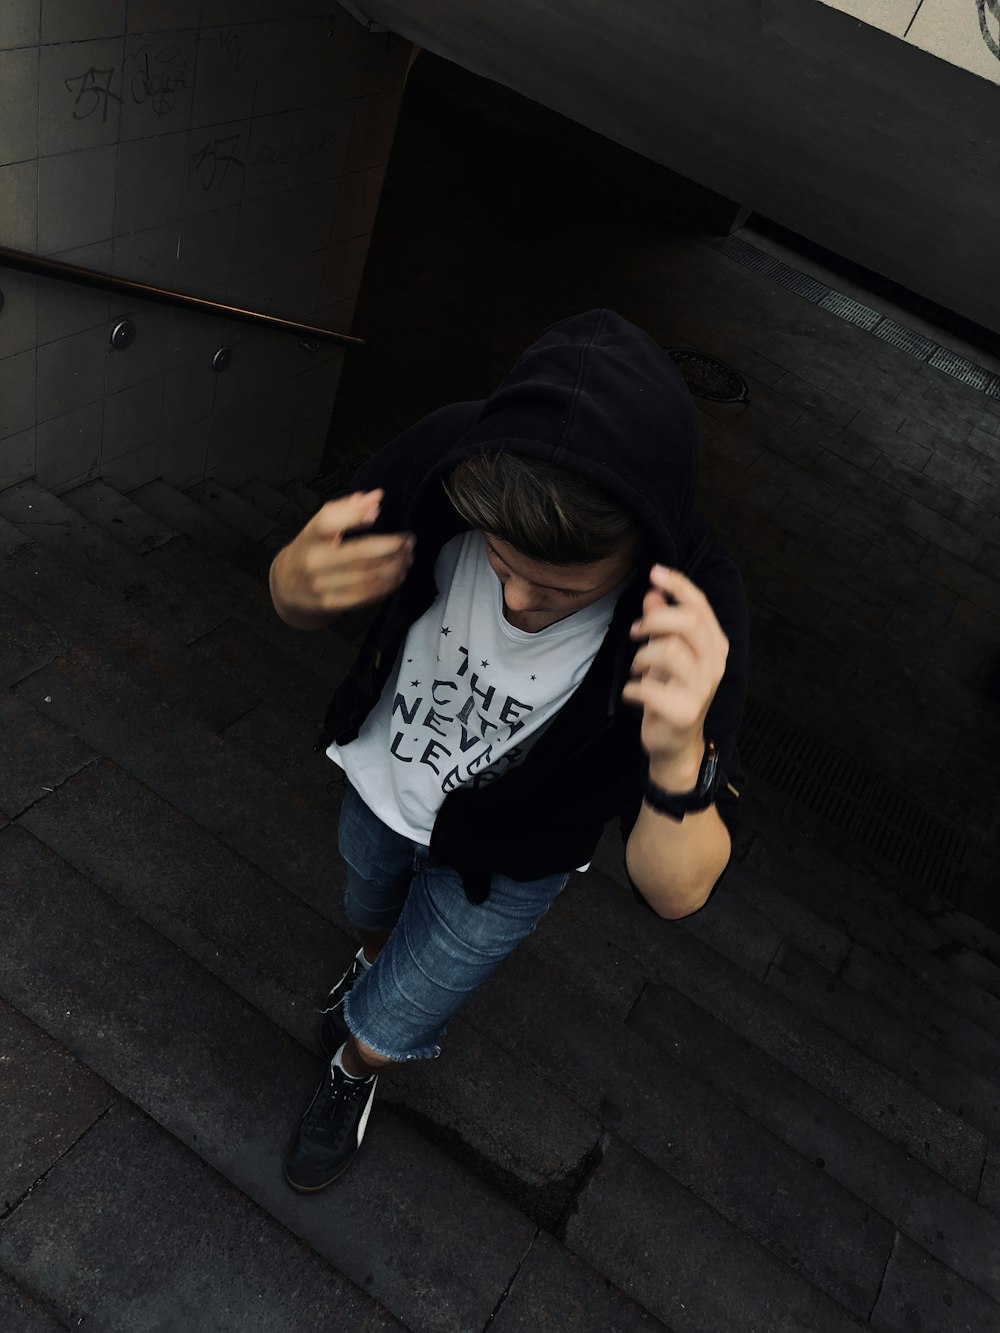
<box><xmin>730</xmin><ymin>853</ymin><xmax>1000</xmax><ymax>1082</ymax></box>
<box><xmin>0</xmin><ymin>516</ymin><xmax>254</xmax><ymax>734</ymax></box>
<box><xmin>149</xmin><ymin>535</ymin><xmax>355</xmax><ymax>686</ymax></box>
<box><xmin>464</xmin><ymin>945</ymin><xmax>892</xmax><ymax>1321</ymax></box>
<box><xmin>1</xmin><ymin>998</ymin><xmax>117</xmax><ymax>1215</ymax></box>
<box><xmin>522</xmin><ymin>893</ymin><xmax>647</xmax><ymax>1023</ymax></box>
<box><xmin>871</xmin><ymin>1234</ymin><xmax>1000</xmax><ymax>1333</ymax></box>
<box><xmin>931</xmin><ymin>909</ymin><xmax>1000</xmax><ymax>969</ymax></box>
<box><xmin>283</xmin><ymin>478</ymin><xmax>323</xmax><ymax>515</ymax></box>
<box><xmin>129</xmin><ymin>478</ymin><xmax>248</xmax><ymax>560</ymax></box>
<box><xmin>767</xmin><ymin>943</ymin><xmax>1000</xmax><ymax>1141</ymax></box>
<box><xmin>189</xmin><ymin>617</ymin><xmax>333</xmax><ymax>729</ymax></box>
<box><xmin>0</xmin><ymin>1271</ymin><xmax>66</xmax><ymax>1332</ymax></box>
<box><xmin>14</xmin><ymin>644</ymin><xmax>345</xmax><ymax>914</ymax></box>
<box><xmin>62</xmin><ymin>477</ymin><xmax>186</xmax><ymax>555</ymax></box>
<box><xmin>934</xmin><ymin>937</ymin><xmax>1000</xmax><ymax>1002</ymax></box>
<box><xmin>63</xmin><ymin>479</ymin><xmax>355</xmax><ymax>692</ymax></box>
<box><xmin>0</xmin><ymin>1099</ymin><xmax>404</xmax><ymax>1332</ymax></box>
<box><xmin>0</xmin><ymin>692</ymin><xmax>95</xmax><ymax>821</ymax></box>
<box><xmin>590</xmin><ymin>828</ymin><xmax>782</xmax><ymax>982</ymax></box>
<box><xmin>982</xmin><ymin>1147</ymin><xmax>1000</xmax><ymax>1215</ymax></box>
<box><xmin>221</xmin><ymin>697</ymin><xmax>340</xmax><ymax>800</ymax></box>
<box><xmin>0</xmin><ymin>589</ymin><xmax>64</xmax><ymax>692</ymax></box>
<box><xmin>565</xmin><ymin>1137</ymin><xmax>864</xmax><ymax>1333</ymax></box>
<box><xmin>487</xmin><ymin>1230</ymin><xmax>667</xmax><ymax>1333</ymax></box>
<box><xmin>626</xmin><ymin>982</ymin><xmax>1000</xmax><ymax>1304</ymax></box>
<box><xmin>839</xmin><ymin>939</ymin><xmax>1000</xmax><ymax>1082</ymax></box>
<box><xmin>566</xmin><ymin>872</ymin><xmax>986</xmax><ymax>1195</ymax></box>
<box><xmin>237</xmin><ymin>476</ymin><xmax>309</xmax><ymax>526</ymax></box>
<box><xmin>184</xmin><ymin>478</ymin><xmax>279</xmax><ymax>546</ymax></box>
<box><xmin>0</xmin><ymin>479</ymin><xmax>228</xmax><ymax>645</ymax></box>
<box><xmin>17</xmin><ymin>757</ymin><xmax>602</xmax><ymax>1209</ymax></box>
<box><xmin>741</xmin><ymin>823</ymin><xmax>949</xmax><ymax>956</ymax></box>
<box><xmin>734</xmin><ymin>818</ymin><xmax>1000</xmax><ymax>1039</ymax></box>
<box><xmin>725</xmin><ymin>860</ymin><xmax>852</xmax><ymax>972</ymax></box>
<box><xmin>60</xmin><ymin>477</ymin><xmax>175</xmax><ymax>553</ymax></box>
<box><xmin>0</xmin><ymin>822</ymin><xmax>537</xmax><ymax>1333</ymax></box>
<box><xmin>742</xmin><ymin>793</ymin><xmax>953</xmax><ymax>948</ymax></box>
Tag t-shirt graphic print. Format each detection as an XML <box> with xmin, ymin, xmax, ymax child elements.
<box><xmin>328</xmin><ymin>530</ymin><xmax>628</xmax><ymax>845</ymax></box>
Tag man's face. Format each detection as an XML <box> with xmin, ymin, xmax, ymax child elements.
<box><xmin>482</xmin><ymin>532</ymin><xmax>636</xmax><ymax>633</ymax></box>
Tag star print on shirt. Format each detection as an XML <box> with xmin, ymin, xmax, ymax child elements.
<box><xmin>441</xmin><ymin>626</ymin><xmax>451</xmax><ymax>636</ymax></box>
<box><xmin>411</xmin><ymin>679</ymin><xmax>420</xmax><ymax>687</ymax></box>
<box><xmin>481</xmin><ymin>659</ymin><xmax>489</xmax><ymax>668</ymax></box>
<box><xmin>530</xmin><ymin>675</ymin><xmax>536</xmax><ymax>681</ymax></box>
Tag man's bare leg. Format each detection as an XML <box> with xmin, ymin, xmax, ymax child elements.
<box><xmin>341</xmin><ymin>1033</ymin><xmax>397</xmax><ymax>1077</ymax></box>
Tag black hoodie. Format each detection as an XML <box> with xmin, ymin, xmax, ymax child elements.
<box><xmin>318</xmin><ymin>309</ymin><xmax>748</xmax><ymax>904</ymax></box>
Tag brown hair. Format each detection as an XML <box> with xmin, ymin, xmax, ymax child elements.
<box><xmin>443</xmin><ymin>452</ymin><xmax>643</xmax><ymax>566</ymax></box>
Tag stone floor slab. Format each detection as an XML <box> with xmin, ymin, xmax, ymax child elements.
<box><xmin>625</xmin><ymin>927</ymin><xmax>985</xmax><ymax>1192</ymax></box>
<box><xmin>0</xmin><ymin>1100</ymin><xmax>403</xmax><ymax>1332</ymax></box>
<box><xmin>767</xmin><ymin>943</ymin><xmax>1000</xmax><ymax>1143</ymax></box>
<box><xmin>18</xmin><ymin>759</ymin><xmax>601</xmax><ymax>1202</ymax></box>
<box><xmin>0</xmin><ymin>590</ymin><xmax>64</xmax><ymax>692</ymax></box>
<box><xmin>566</xmin><ymin>1137</ymin><xmax>864</xmax><ymax>1333</ymax></box>
<box><xmin>221</xmin><ymin>698</ymin><xmax>343</xmax><ymax>801</ymax></box>
<box><xmin>870</xmin><ymin>1234</ymin><xmax>1000</xmax><ymax>1333</ymax></box>
<box><xmin>0</xmin><ymin>1271</ymin><xmax>66</xmax><ymax>1332</ymax></box>
<box><xmin>489</xmin><ymin>1229</ymin><xmax>668</xmax><ymax>1333</ymax></box>
<box><xmin>191</xmin><ymin>617</ymin><xmax>332</xmax><ymax>727</ymax></box>
<box><xmin>0</xmin><ymin>999</ymin><xmax>115</xmax><ymax>1215</ymax></box>
<box><xmin>0</xmin><ymin>824</ymin><xmax>535</xmax><ymax>1333</ymax></box>
<box><xmin>0</xmin><ymin>693</ymin><xmax>94</xmax><ymax>819</ymax></box>
<box><xmin>627</xmin><ymin>982</ymin><xmax>1000</xmax><ymax>1301</ymax></box>
<box><xmin>0</xmin><ymin>480</ymin><xmax>226</xmax><ymax>646</ymax></box>
<box><xmin>466</xmin><ymin>950</ymin><xmax>892</xmax><ymax>1317</ymax></box>
<box><xmin>13</xmin><ymin>645</ymin><xmax>347</xmax><ymax>912</ymax></box>
<box><xmin>0</xmin><ymin>518</ymin><xmax>254</xmax><ymax>734</ymax></box>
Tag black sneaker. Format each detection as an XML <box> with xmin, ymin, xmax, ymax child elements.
<box><xmin>318</xmin><ymin>948</ymin><xmax>368</xmax><ymax>1057</ymax></box>
<box><xmin>285</xmin><ymin>1052</ymin><xmax>378</xmax><ymax>1192</ymax></box>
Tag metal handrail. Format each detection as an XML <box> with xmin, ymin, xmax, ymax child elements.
<box><xmin>0</xmin><ymin>245</ymin><xmax>365</xmax><ymax>348</ymax></box>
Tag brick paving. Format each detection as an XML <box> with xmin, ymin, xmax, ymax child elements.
<box><xmin>3</xmin><ymin>50</ymin><xmax>1000</xmax><ymax>1333</ymax></box>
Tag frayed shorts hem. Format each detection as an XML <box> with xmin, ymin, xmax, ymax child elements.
<box><xmin>341</xmin><ymin>994</ymin><xmax>442</xmax><ymax>1063</ymax></box>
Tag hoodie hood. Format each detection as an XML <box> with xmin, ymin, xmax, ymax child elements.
<box><xmin>447</xmin><ymin>307</ymin><xmax>702</xmax><ymax>567</ymax></box>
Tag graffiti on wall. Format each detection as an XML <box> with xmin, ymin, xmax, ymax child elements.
<box><xmin>979</xmin><ymin>0</ymin><xmax>1000</xmax><ymax>59</ymax></box>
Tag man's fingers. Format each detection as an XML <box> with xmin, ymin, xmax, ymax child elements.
<box><xmin>327</xmin><ymin>531</ymin><xmax>415</xmax><ymax>566</ymax></box>
<box><xmin>629</xmin><ymin>634</ymin><xmax>698</xmax><ymax>682</ymax></box>
<box><xmin>308</xmin><ymin>489</ymin><xmax>384</xmax><ymax>540</ymax></box>
<box><xmin>649</xmin><ymin>564</ymin><xmax>711</xmax><ymax>608</ymax></box>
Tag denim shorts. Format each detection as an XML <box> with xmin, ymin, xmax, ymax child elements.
<box><xmin>337</xmin><ymin>782</ymin><xmax>569</xmax><ymax>1062</ymax></box>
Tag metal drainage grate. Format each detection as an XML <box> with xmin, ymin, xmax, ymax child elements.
<box><xmin>715</xmin><ymin>234</ymin><xmax>1000</xmax><ymax>400</ymax></box>
<box><xmin>666</xmin><ymin>349</ymin><xmax>749</xmax><ymax>402</ymax></box>
<box><xmin>870</xmin><ymin>318</ymin><xmax>938</xmax><ymax>360</ymax></box>
<box><xmin>926</xmin><ymin>347</ymin><xmax>998</xmax><ymax>390</ymax></box>
<box><xmin>741</xmin><ymin>695</ymin><xmax>967</xmax><ymax>900</ymax></box>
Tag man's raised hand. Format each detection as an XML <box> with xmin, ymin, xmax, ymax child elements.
<box><xmin>621</xmin><ymin>565</ymin><xmax>729</xmax><ymax>783</ymax></box>
<box><xmin>269</xmin><ymin>488</ymin><xmax>415</xmax><ymax>629</ymax></box>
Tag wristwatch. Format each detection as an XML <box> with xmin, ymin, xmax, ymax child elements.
<box><xmin>642</xmin><ymin>740</ymin><xmax>722</xmax><ymax>820</ymax></box>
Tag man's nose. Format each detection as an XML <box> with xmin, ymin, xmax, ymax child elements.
<box><xmin>503</xmin><ymin>578</ymin><xmax>536</xmax><ymax>611</ymax></box>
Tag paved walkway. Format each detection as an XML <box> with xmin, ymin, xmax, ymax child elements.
<box><xmin>2</xmin><ymin>48</ymin><xmax>1000</xmax><ymax>1333</ymax></box>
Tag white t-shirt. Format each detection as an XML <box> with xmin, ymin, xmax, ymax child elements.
<box><xmin>328</xmin><ymin>530</ymin><xmax>628</xmax><ymax>851</ymax></box>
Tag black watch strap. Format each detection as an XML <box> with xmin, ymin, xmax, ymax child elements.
<box><xmin>642</xmin><ymin>740</ymin><xmax>721</xmax><ymax>820</ymax></box>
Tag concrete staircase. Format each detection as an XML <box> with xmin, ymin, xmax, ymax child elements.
<box><xmin>1</xmin><ymin>475</ymin><xmax>999</xmax><ymax>1332</ymax></box>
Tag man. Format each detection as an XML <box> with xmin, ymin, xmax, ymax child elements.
<box><xmin>269</xmin><ymin>308</ymin><xmax>748</xmax><ymax>1192</ymax></box>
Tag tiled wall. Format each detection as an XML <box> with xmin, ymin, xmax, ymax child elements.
<box><xmin>0</xmin><ymin>1</ymin><xmax>412</xmax><ymax>494</ymax></box>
